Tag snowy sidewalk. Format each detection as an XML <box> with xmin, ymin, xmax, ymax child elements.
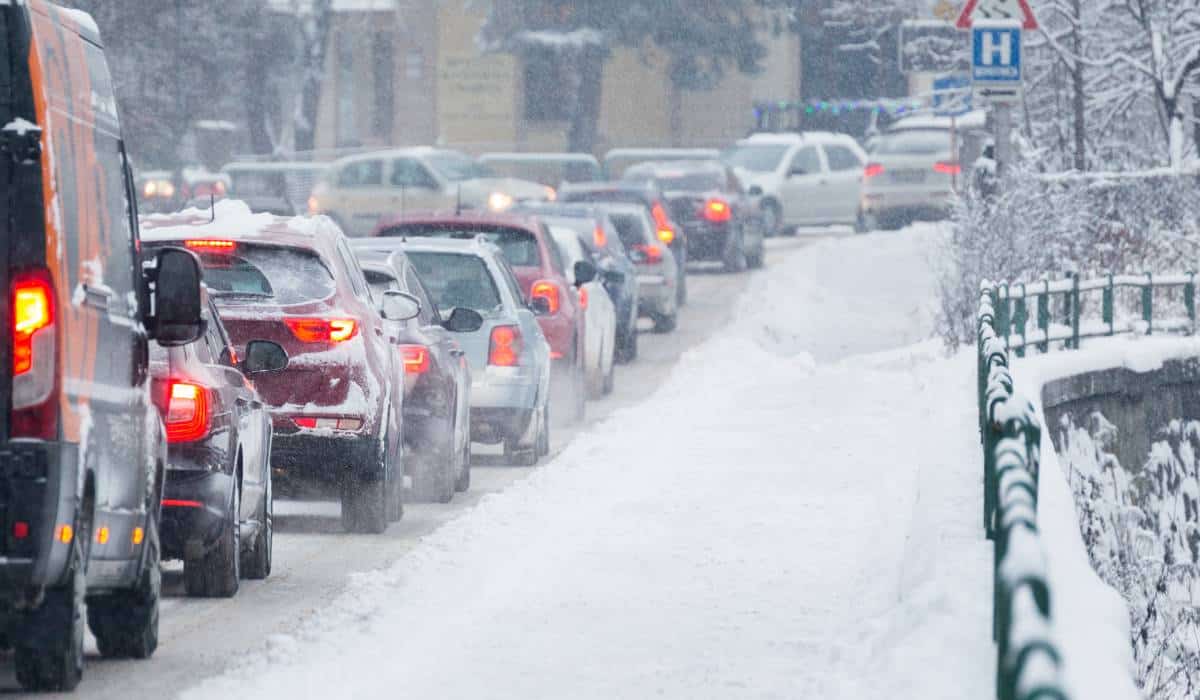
<box><xmin>186</xmin><ymin>228</ymin><xmax>992</xmax><ymax>700</ymax></box>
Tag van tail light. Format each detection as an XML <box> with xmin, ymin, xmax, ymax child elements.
<box><xmin>285</xmin><ymin>318</ymin><xmax>358</xmax><ymax>343</ymax></box>
<box><xmin>632</xmin><ymin>243</ymin><xmax>663</xmax><ymax>265</ymax></box>
<box><xmin>530</xmin><ymin>280</ymin><xmax>561</xmax><ymax>315</ymax></box>
<box><xmin>165</xmin><ymin>381</ymin><xmax>210</xmax><ymax>443</ymax></box>
<box><xmin>578</xmin><ymin>286</ymin><xmax>589</xmax><ymax>310</ymax></box>
<box><xmin>933</xmin><ymin>161</ymin><xmax>962</xmax><ymax>175</ymax></box>
<box><xmin>593</xmin><ymin>225</ymin><xmax>607</xmax><ymax>248</ymax></box>
<box><xmin>703</xmin><ymin>199</ymin><xmax>732</xmax><ymax>223</ymax></box>
<box><xmin>398</xmin><ymin>344</ymin><xmax>431</xmax><ymax>374</ymax></box>
<box><xmin>488</xmin><ymin>325</ymin><xmax>522</xmax><ymax>367</ymax></box>
<box><xmin>185</xmin><ymin>239</ymin><xmax>237</xmax><ymax>253</ymax></box>
<box><xmin>864</xmin><ymin>163</ymin><xmax>884</xmax><ymax>178</ymax></box>
<box><xmin>11</xmin><ymin>269</ymin><xmax>58</xmax><ymax>439</ymax></box>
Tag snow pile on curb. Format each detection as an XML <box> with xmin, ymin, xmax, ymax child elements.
<box><xmin>184</xmin><ymin>227</ymin><xmax>993</xmax><ymax>700</ymax></box>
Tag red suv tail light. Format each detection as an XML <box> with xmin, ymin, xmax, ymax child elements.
<box><xmin>11</xmin><ymin>269</ymin><xmax>58</xmax><ymax>438</ymax></box>
<box><xmin>933</xmin><ymin>161</ymin><xmax>962</xmax><ymax>175</ymax></box>
<box><xmin>593</xmin><ymin>225</ymin><xmax>607</xmax><ymax>248</ymax></box>
<box><xmin>488</xmin><ymin>325</ymin><xmax>522</xmax><ymax>367</ymax></box>
<box><xmin>530</xmin><ymin>280</ymin><xmax>561</xmax><ymax>315</ymax></box>
<box><xmin>864</xmin><ymin>163</ymin><xmax>884</xmax><ymax>178</ymax></box>
<box><xmin>285</xmin><ymin>318</ymin><xmax>359</xmax><ymax>343</ymax></box>
<box><xmin>165</xmin><ymin>381</ymin><xmax>210</xmax><ymax>443</ymax></box>
<box><xmin>651</xmin><ymin>202</ymin><xmax>676</xmax><ymax>244</ymax></box>
<box><xmin>703</xmin><ymin>199</ymin><xmax>732</xmax><ymax>223</ymax></box>
<box><xmin>398</xmin><ymin>344</ymin><xmax>431</xmax><ymax>374</ymax></box>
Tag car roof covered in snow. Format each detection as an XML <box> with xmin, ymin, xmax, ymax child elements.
<box><xmin>140</xmin><ymin>199</ymin><xmax>335</xmax><ymax>253</ymax></box>
<box><xmin>371</xmin><ymin>210</ymin><xmax>544</xmax><ymax>237</ymax></box>
<box><xmin>740</xmin><ymin>131</ymin><xmax>852</xmax><ymax>146</ymax></box>
<box><xmin>886</xmin><ymin>110</ymin><xmax>988</xmax><ymax>133</ymax></box>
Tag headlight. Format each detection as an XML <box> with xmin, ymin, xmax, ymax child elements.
<box><xmin>543</xmin><ymin>186</ymin><xmax>557</xmax><ymax>201</ymax></box>
<box><xmin>488</xmin><ymin>191</ymin><xmax>515</xmax><ymax>211</ymax></box>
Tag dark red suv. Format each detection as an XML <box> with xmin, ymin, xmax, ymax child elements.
<box><xmin>142</xmin><ymin>206</ymin><xmax>404</xmax><ymax>534</ymax></box>
<box><xmin>372</xmin><ymin>211</ymin><xmax>589</xmax><ymax>421</ymax></box>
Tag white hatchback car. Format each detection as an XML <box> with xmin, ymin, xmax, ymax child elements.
<box><xmin>547</xmin><ymin>225</ymin><xmax>617</xmax><ymax>398</ymax></box>
<box><xmin>724</xmin><ymin>132</ymin><xmax>867</xmax><ymax>235</ymax></box>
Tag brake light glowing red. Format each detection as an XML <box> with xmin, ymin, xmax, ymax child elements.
<box><xmin>633</xmin><ymin>243</ymin><xmax>663</xmax><ymax>264</ymax></box>
<box><xmin>933</xmin><ymin>161</ymin><xmax>962</xmax><ymax>175</ymax></box>
<box><xmin>531</xmin><ymin>280</ymin><xmax>561</xmax><ymax>315</ymax></box>
<box><xmin>12</xmin><ymin>275</ymin><xmax>53</xmax><ymax>375</ymax></box>
<box><xmin>594</xmin><ymin>225</ymin><xmax>607</xmax><ymax>248</ymax></box>
<box><xmin>162</xmin><ymin>499</ymin><xmax>203</xmax><ymax>509</ymax></box>
<box><xmin>165</xmin><ymin>381</ymin><xmax>210</xmax><ymax>443</ymax></box>
<box><xmin>285</xmin><ymin>318</ymin><xmax>358</xmax><ymax>343</ymax></box>
<box><xmin>399</xmin><ymin>345</ymin><xmax>431</xmax><ymax>374</ymax></box>
<box><xmin>650</xmin><ymin>202</ymin><xmax>677</xmax><ymax>243</ymax></box>
<box><xmin>12</xmin><ymin>521</ymin><xmax>29</xmax><ymax>539</ymax></box>
<box><xmin>864</xmin><ymin>163</ymin><xmax>884</xmax><ymax>178</ymax></box>
<box><xmin>703</xmin><ymin>199</ymin><xmax>732</xmax><ymax>223</ymax></box>
<box><xmin>489</xmin><ymin>325</ymin><xmax>522</xmax><ymax>367</ymax></box>
<box><xmin>184</xmin><ymin>239</ymin><xmax>237</xmax><ymax>253</ymax></box>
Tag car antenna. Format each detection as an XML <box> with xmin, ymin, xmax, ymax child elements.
<box><xmin>209</xmin><ymin>191</ymin><xmax>216</xmax><ymax>223</ymax></box>
<box><xmin>455</xmin><ymin>184</ymin><xmax>463</xmax><ymax>216</ymax></box>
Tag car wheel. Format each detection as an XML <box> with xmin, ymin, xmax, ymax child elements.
<box><xmin>242</xmin><ymin>472</ymin><xmax>272</xmax><ymax>580</ymax></box>
<box><xmin>723</xmin><ymin>228</ymin><xmax>748</xmax><ymax>273</ymax></box>
<box><xmin>455</xmin><ymin>437</ymin><xmax>472</xmax><ymax>493</ymax></box>
<box><xmin>652</xmin><ymin>311</ymin><xmax>678</xmax><ymax>333</ymax></box>
<box><xmin>746</xmin><ymin>243</ymin><xmax>765</xmax><ymax>270</ymax></box>
<box><xmin>15</xmin><ymin>537</ymin><xmax>85</xmax><ymax>691</ymax></box>
<box><xmin>676</xmin><ymin>266</ymin><xmax>688</xmax><ymax>307</ymax></box>
<box><xmin>856</xmin><ymin>209</ymin><xmax>879</xmax><ymax>234</ymax></box>
<box><xmin>344</xmin><ymin>471</ymin><xmax>388</xmax><ymax>534</ymax></box>
<box><xmin>90</xmin><ymin>514</ymin><xmax>161</xmax><ymax>658</ymax></box>
<box><xmin>185</xmin><ymin>484</ymin><xmax>239</xmax><ymax>597</ymax></box>
<box><xmin>760</xmin><ymin>199</ymin><xmax>782</xmax><ymax>238</ymax></box>
<box><xmin>602</xmin><ymin>349</ymin><xmax>616</xmax><ymax>395</ymax></box>
<box><xmin>537</xmin><ymin>404</ymin><xmax>551</xmax><ymax>457</ymax></box>
<box><xmin>615</xmin><ymin>323</ymin><xmax>637</xmax><ymax>364</ymax></box>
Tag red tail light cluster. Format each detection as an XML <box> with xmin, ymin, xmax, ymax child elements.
<box><xmin>12</xmin><ymin>273</ymin><xmax>53</xmax><ymax>376</ymax></box>
<box><xmin>285</xmin><ymin>318</ymin><xmax>358</xmax><ymax>343</ymax></box>
<box><xmin>593</xmin><ymin>225</ymin><xmax>607</xmax><ymax>248</ymax></box>
<box><xmin>398</xmin><ymin>344</ymin><xmax>431</xmax><ymax>374</ymax></box>
<box><xmin>632</xmin><ymin>243</ymin><xmax>663</xmax><ymax>265</ymax></box>
<box><xmin>530</xmin><ymin>281</ymin><xmax>561</xmax><ymax>315</ymax></box>
<box><xmin>651</xmin><ymin>202</ymin><xmax>676</xmax><ymax>244</ymax></box>
<box><xmin>11</xmin><ymin>269</ymin><xmax>58</xmax><ymax>439</ymax></box>
<box><xmin>489</xmin><ymin>325</ymin><xmax>522</xmax><ymax>367</ymax></box>
<box><xmin>703</xmin><ymin>199</ymin><xmax>732</xmax><ymax>223</ymax></box>
<box><xmin>293</xmin><ymin>417</ymin><xmax>363</xmax><ymax>431</ymax></box>
<box><xmin>166</xmin><ymin>381</ymin><xmax>210</xmax><ymax>443</ymax></box>
<box><xmin>933</xmin><ymin>161</ymin><xmax>962</xmax><ymax>175</ymax></box>
<box><xmin>578</xmin><ymin>286</ymin><xmax>589</xmax><ymax>310</ymax></box>
<box><xmin>864</xmin><ymin>163</ymin><xmax>884</xmax><ymax>178</ymax></box>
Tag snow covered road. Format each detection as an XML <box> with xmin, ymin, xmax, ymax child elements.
<box><xmin>182</xmin><ymin>227</ymin><xmax>994</xmax><ymax>700</ymax></box>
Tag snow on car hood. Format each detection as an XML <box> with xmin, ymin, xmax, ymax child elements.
<box><xmin>458</xmin><ymin>177</ymin><xmax>550</xmax><ymax>203</ymax></box>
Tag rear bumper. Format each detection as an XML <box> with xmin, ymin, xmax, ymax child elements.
<box><xmin>536</xmin><ymin>313</ymin><xmax>576</xmax><ymax>359</ymax></box>
<box><xmin>862</xmin><ymin>188</ymin><xmax>955</xmax><ymax>216</ymax></box>
<box><xmin>269</xmin><ymin>431</ymin><xmax>379</xmax><ymax>489</ymax></box>
<box><xmin>160</xmin><ymin>470</ymin><xmax>233</xmax><ymax>561</ymax></box>
<box><xmin>683</xmin><ymin>222</ymin><xmax>734</xmax><ymax>261</ymax></box>
<box><xmin>0</xmin><ymin>441</ymin><xmax>77</xmax><ymax>598</ymax></box>
<box><xmin>470</xmin><ymin>408</ymin><xmax>532</xmax><ymax>444</ymax></box>
<box><xmin>471</xmin><ymin>366</ymin><xmax>540</xmax><ymax>411</ymax></box>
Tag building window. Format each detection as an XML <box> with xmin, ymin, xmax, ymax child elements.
<box><xmin>373</xmin><ymin>33</ymin><xmax>394</xmax><ymax>139</ymax></box>
<box><xmin>336</xmin><ymin>35</ymin><xmax>357</xmax><ymax>147</ymax></box>
<box><xmin>406</xmin><ymin>48</ymin><xmax>424</xmax><ymax>81</ymax></box>
<box><xmin>523</xmin><ymin>47</ymin><xmax>572</xmax><ymax>122</ymax></box>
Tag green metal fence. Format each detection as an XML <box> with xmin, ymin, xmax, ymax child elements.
<box><xmin>977</xmin><ymin>284</ymin><xmax>1070</xmax><ymax>700</ymax></box>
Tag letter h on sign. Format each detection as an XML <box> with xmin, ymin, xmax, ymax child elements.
<box><xmin>972</xmin><ymin>25</ymin><xmax>1021</xmax><ymax>84</ymax></box>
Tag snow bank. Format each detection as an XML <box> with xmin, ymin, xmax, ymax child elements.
<box><xmin>1011</xmin><ymin>337</ymin><xmax>1200</xmax><ymax>700</ymax></box>
<box><xmin>184</xmin><ymin>226</ymin><xmax>993</xmax><ymax>699</ymax></box>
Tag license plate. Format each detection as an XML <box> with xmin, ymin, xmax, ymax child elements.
<box><xmin>890</xmin><ymin>170</ymin><xmax>927</xmax><ymax>184</ymax></box>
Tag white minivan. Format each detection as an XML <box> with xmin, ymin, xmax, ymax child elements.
<box><xmin>724</xmin><ymin>132</ymin><xmax>867</xmax><ymax>235</ymax></box>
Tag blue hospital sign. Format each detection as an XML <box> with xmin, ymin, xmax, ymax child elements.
<box><xmin>972</xmin><ymin>26</ymin><xmax>1021</xmax><ymax>84</ymax></box>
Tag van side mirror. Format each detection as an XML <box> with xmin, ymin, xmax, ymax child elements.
<box><xmin>242</xmin><ymin>340</ymin><xmax>289</xmax><ymax>375</ymax></box>
<box><xmin>573</xmin><ymin>260</ymin><xmax>597</xmax><ymax>286</ymax></box>
<box><xmin>443</xmin><ymin>307</ymin><xmax>484</xmax><ymax>333</ymax></box>
<box><xmin>151</xmin><ymin>248</ymin><xmax>205</xmax><ymax>347</ymax></box>
<box><xmin>380</xmin><ymin>290</ymin><xmax>421</xmax><ymax>321</ymax></box>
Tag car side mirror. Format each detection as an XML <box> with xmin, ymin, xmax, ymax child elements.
<box><xmin>242</xmin><ymin>340</ymin><xmax>289</xmax><ymax>375</ymax></box>
<box><xmin>380</xmin><ymin>290</ymin><xmax>421</xmax><ymax>321</ymax></box>
<box><xmin>603</xmin><ymin>270</ymin><xmax>626</xmax><ymax>285</ymax></box>
<box><xmin>443</xmin><ymin>307</ymin><xmax>484</xmax><ymax>333</ymax></box>
<box><xmin>151</xmin><ymin>247</ymin><xmax>205</xmax><ymax>347</ymax></box>
<box><xmin>573</xmin><ymin>260</ymin><xmax>597</xmax><ymax>287</ymax></box>
<box><xmin>530</xmin><ymin>296</ymin><xmax>552</xmax><ymax>316</ymax></box>
<box><xmin>747</xmin><ymin>185</ymin><xmax>764</xmax><ymax>196</ymax></box>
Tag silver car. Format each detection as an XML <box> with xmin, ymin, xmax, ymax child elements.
<box><xmin>597</xmin><ymin>203</ymin><xmax>680</xmax><ymax>333</ymax></box>
<box><xmin>385</xmin><ymin>237</ymin><xmax>553</xmax><ymax>466</ymax></box>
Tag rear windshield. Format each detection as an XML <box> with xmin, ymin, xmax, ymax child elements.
<box><xmin>407</xmin><ymin>252</ymin><xmax>503</xmax><ymax>314</ymax></box>
<box><xmin>562</xmin><ymin>190</ymin><xmax>645</xmax><ymax>208</ymax></box>
<box><xmin>875</xmin><ymin>130</ymin><xmax>952</xmax><ymax>156</ymax></box>
<box><xmin>381</xmin><ymin>224</ymin><xmax>542</xmax><ymax>268</ymax></box>
<box><xmin>197</xmin><ymin>245</ymin><xmax>335</xmax><ymax>305</ymax></box>
<box><xmin>627</xmin><ymin>171</ymin><xmax>723</xmax><ymax>192</ymax></box>
<box><xmin>608</xmin><ymin>213</ymin><xmax>650</xmax><ymax>250</ymax></box>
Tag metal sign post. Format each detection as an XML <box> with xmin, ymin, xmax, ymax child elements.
<box><xmin>970</xmin><ymin>20</ymin><xmax>1023</xmax><ymax>182</ymax></box>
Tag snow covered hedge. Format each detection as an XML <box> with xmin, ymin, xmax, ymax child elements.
<box><xmin>938</xmin><ymin>167</ymin><xmax>1200</xmax><ymax>347</ymax></box>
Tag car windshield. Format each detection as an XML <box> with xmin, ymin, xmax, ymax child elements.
<box><xmin>407</xmin><ymin>252</ymin><xmax>503</xmax><ymax>314</ymax></box>
<box><xmin>381</xmin><ymin>224</ymin><xmax>542</xmax><ymax>268</ymax></box>
<box><xmin>723</xmin><ymin>144</ymin><xmax>790</xmax><ymax>172</ymax></box>
<box><xmin>425</xmin><ymin>153</ymin><xmax>495</xmax><ymax>182</ymax></box>
<box><xmin>874</xmin><ymin>129</ymin><xmax>952</xmax><ymax>156</ymax></box>
<box><xmin>195</xmin><ymin>245</ymin><xmax>335</xmax><ymax>305</ymax></box>
<box><xmin>607</xmin><ymin>213</ymin><xmax>650</xmax><ymax>249</ymax></box>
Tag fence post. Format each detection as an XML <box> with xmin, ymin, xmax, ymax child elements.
<box><xmin>1037</xmin><ymin>280</ymin><xmax>1050</xmax><ymax>353</ymax></box>
<box><xmin>1071</xmin><ymin>274</ymin><xmax>1081</xmax><ymax>349</ymax></box>
<box><xmin>1014</xmin><ymin>284</ymin><xmax>1028</xmax><ymax>358</ymax></box>
<box><xmin>1103</xmin><ymin>273</ymin><xmax>1114</xmax><ymax>336</ymax></box>
<box><xmin>998</xmin><ymin>283</ymin><xmax>1011</xmax><ymax>346</ymax></box>
<box><xmin>1143</xmin><ymin>272</ymin><xmax>1153</xmax><ymax>335</ymax></box>
<box><xmin>1187</xmin><ymin>272</ymin><xmax>1196</xmax><ymax>335</ymax></box>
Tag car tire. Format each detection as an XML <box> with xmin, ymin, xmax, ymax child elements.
<box><xmin>676</xmin><ymin>267</ymin><xmax>688</xmax><ymax>307</ymax></box>
<box><xmin>455</xmin><ymin>438</ymin><xmax>472</xmax><ymax>493</ymax></box>
<box><xmin>652</xmin><ymin>311</ymin><xmax>678</xmax><ymax>333</ymax></box>
<box><xmin>185</xmin><ymin>485</ymin><xmax>239</xmax><ymax>597</ymax></box>
<box><xmin>602</xmin><ymin>351</ymin><xmax>616</xmax><ymax>395</ymax></box>
<box><xmin>615</xmin><ymin>323</ymin><xmax>638</xmax><ymax>364</ymax></box>
<box><xmin>242</xmin><ymin>473</ymin><xmax>272</xmax><ymax>580</ymax></box>
<box><xmin>723</xmin><ymin>228</ymin><xmax>748</xmax><ymax>273</ymax></box>
<box><xmin>90</xmin><ymin>515</ymin><xmax>161</xmax><ymax>659</ymax></box>
<box><xmin>855</xmin><ymin>209</ymin><xmax>877</xmax><ymax>234</ymax></box>
<box><xmin>537</xmin><ymin>404</ymin><xmax>551</xmax><ymax>457</ymax></box>
<box><xmin>760</xmin><ymin>199</ymin><xmax>782</xmax><ymax>238</ymax></box>
<box><xmin>746</xmin><ymin>243</ymin><xmax>765</xmax><ymax>270</ymax></box>
<box><xmin>504</xmin><ymin>411</ymin><xmax>539</xmax><ymax>466</ymax></box>
<box><xmin>15</xmin><ymin>540</ymin><xmax>85</xmax><ymax>691</ymax></box>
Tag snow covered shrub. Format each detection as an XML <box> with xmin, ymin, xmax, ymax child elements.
<box><xmin>937</xmin><ymin>166</ymin><xmax>1200</xmax><ymax>347</ymax></box>
<box><xmin>1055</xmin><ymin>412</ymin><xmax>1200</xmax><ymax>699</ymax></box>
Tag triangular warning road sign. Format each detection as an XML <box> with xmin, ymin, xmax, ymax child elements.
<box><xmin>956</xmin><ymin>0</ymin><xmax>1038</xmax><ymax>30</ymax></box>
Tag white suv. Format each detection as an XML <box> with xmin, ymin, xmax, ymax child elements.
<box><xmin>723</xmin><ymin>132</ymin><xmax>867</xmax><ymax>235</ymax></box>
